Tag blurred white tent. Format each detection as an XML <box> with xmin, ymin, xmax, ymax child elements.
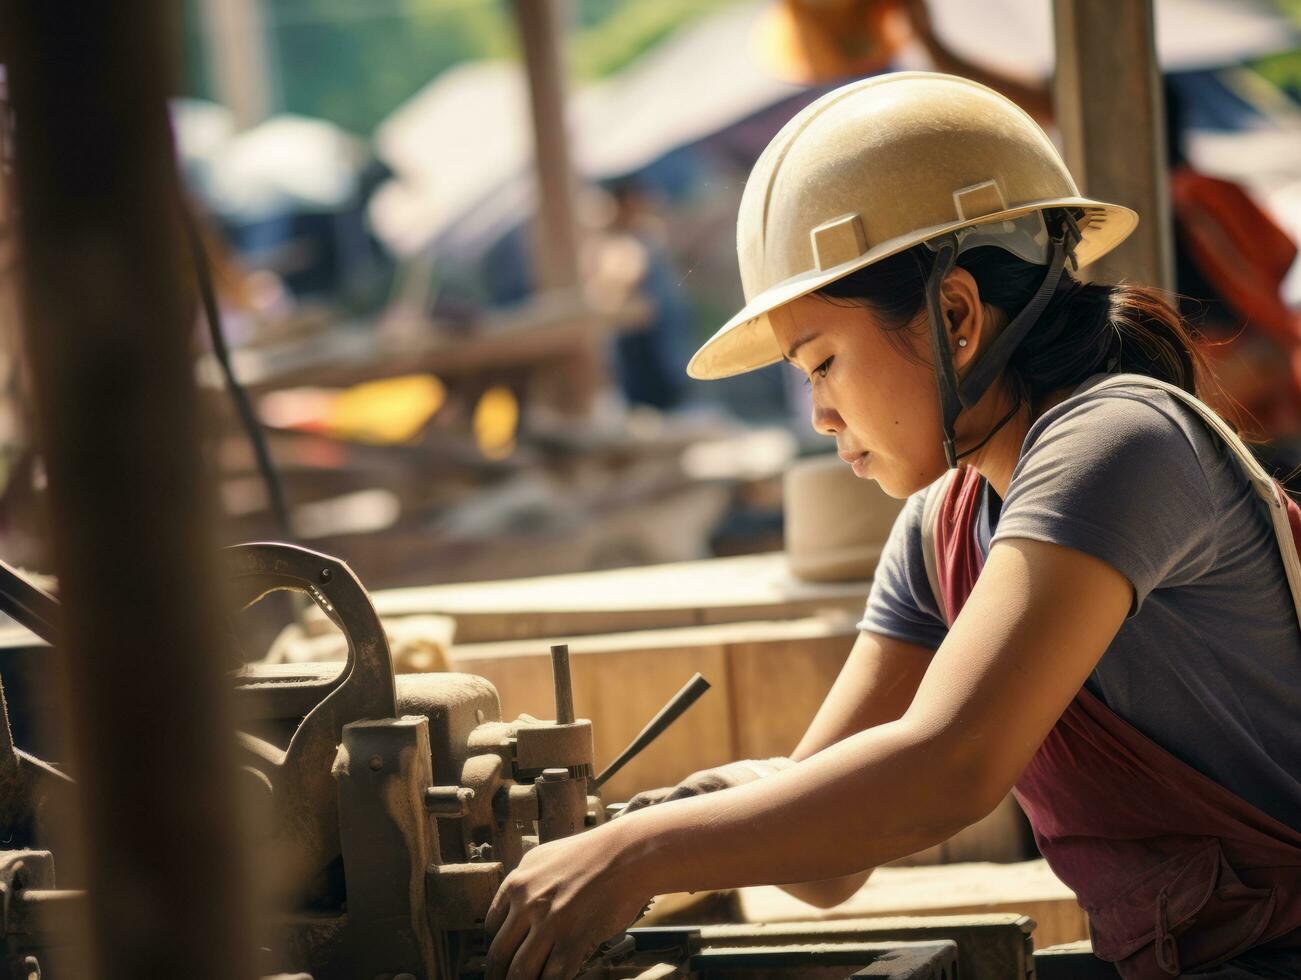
<box><xmin>171</xmin><ymin>98</ymin><xmax>237</xmax><ymax>199</ymax></box>
<box><xmin>172</xmin><ymin>106</ymin><xmax>370</xmax><ymax>220</ymax></box>
<box><xmin>369</xmin><ymin>0</ymin><xmax>1299</xmax><ymax>260</ymax></box>
<box><xmin>206</xmin><ymin>114</ymin><xmax>370</xmax><ymax>220</ymax></box>
<box><xmin>370</xmin><ymin>2</ymin><xmax>803</xmax><ymax>258</ymax></box>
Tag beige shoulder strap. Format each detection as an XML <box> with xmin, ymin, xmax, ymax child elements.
<box><xmin>1084</xmin><ymin>374</ymin><xmax>1301</xmax><ymax>620</ymax></box>
<box><xmin>920</xmin><ymin>469</ymin><xmax>958</xmax><ymax>625</ymax></box>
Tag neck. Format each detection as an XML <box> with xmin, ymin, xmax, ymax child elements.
<box><xmin>958</xmin><ymin>382</ymin><xmax>1074</xmax><ymax>498</ymax></box>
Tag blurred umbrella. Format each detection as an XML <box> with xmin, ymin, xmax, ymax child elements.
<box><xmin>205</xmin><ymin>113</ymin><xmax>371</xmax><ymax>220</ymax></box>
<box><xmin>170</xmin><ymin>98</ymin><xmax>237</xmax><ymax>199</ymax></box>
<box><xmin>370</xmin><ymin>2</ymin><xmax>804</xmax><ymax>258</ymax></box>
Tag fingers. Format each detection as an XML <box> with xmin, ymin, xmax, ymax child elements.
<box><xmin>664</xmin><ymin>774</ymin><xmax>723</xmax><ymax>802</ymax></box>
<box><xmin>540</xmin><ymin>943</ymin><xmax>585</xmax><ymax>980</ymax></box>
<box><xmin>503</xmin><ymin>925</ymin><xmax>555</xmax><ymax>980</ymax></box>
<box><xmin>619</xmin><ymin>786</ymin><xmax>673</xmax><ymax>815</ymax></box>
<box><xmin>485</xmin><ymin>903</ymin><xmax>526</xmax><ymax>980</ymax></box>
<box><xmin>485</xmin><ymin>873</ymin><xmax>513</xmax><ymax>936</ymax></box>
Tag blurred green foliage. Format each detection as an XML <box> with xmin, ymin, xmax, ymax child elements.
<box><xmin>184</xmin><ymin>0</ymin><xmax>744</xmax><ymax>135</ymax></box>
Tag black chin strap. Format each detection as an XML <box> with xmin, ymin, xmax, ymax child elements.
<box><xmin>927</xmin><ymin>214</ymin><xmax>1082</xmax><ymax>468</ymax></box>
<box><xmin>953</xmin><ymin>396</ymin><xmax>1022</xmax><ymax>461</ymax></box>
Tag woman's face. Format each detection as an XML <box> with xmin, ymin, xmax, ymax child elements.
<box><xmin>770</xmin><ymin>292</ymin><xmax>950</xmax><ymax>498</ymax></box>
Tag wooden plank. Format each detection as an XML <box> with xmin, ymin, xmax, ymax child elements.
<box><xmin>734</xmin><ymin>860</ymin><xmax>1088</xmax><ymax>950</ymax></box>
<box><xmin>372</xmin><ymin>551</ymin><xmax>869</xmax><ymax>643</ymax></box>
<box><xmin>453</xmin><ymin>614</ymin><xmax>1029</xmax><ymax>868</ymax></box>
<box><xmin>726</xmin><ymin>631</ymin><xmax>854</xmax><ymax>760</ymax></box>
<box><xmin>451</xmin><ymin>614</ymin><xmax>859</xmax><ymax>801</ymax></box>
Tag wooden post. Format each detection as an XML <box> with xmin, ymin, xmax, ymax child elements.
<box><xmin>1052</xmin><ymin>0</ymin><xmax>1174</xmax><ymax>291</ymax></box>
<box><xmin>512</xmin><ymin>0</ymin><xmax>601</xmax><ymax>415</ymax></box>
<box><xmin>513</xmin><ymin>0</ymin><xmax>582</xmax><ymax>293</ymax></box>
<box><xmin>197</xmin><ymin>0</ymin><xmax>275</xmax><ymax>129</ymax></box>
<box><xmin>2</xmin><ymin>4</ymin><xmax>253</xmax><ymax>977</ymax></box>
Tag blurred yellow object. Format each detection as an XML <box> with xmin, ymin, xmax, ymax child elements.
<box><xmin>753</xmin><ymin>0</ymin><xmax>908</xmax><ymax>85</ymax></box>
<box><xmin>325</xmin><ymin>374</ymin><xmax>446</xmax><ymax>445</ymax></box>
<box><xmin>473</xmin><ymin>386</ymin><xmax>518</xmax><ymax>460</ymax></box>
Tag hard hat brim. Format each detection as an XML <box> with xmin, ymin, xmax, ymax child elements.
<box><xmin>687</xmin><ymin>197</ymin><xmax>1137</xmax><ymax>380</ymax></box>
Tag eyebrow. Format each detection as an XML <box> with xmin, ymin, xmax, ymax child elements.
<box><xmin>782</xmin><ymin>331</ymin><xmax>821</xmax><ymax>363</ymax></box>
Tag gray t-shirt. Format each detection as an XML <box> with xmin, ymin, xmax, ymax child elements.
<box><xmin>858</xmin><ymin>375</ymin><xmax>1301</xmax><ymax>830</ymax></box>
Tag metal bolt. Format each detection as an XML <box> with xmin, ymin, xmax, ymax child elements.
<box><xmin>424</xmin><ymin>785</ymin><xmax>474</xmax><ymax>816</ymax></box>
<box><xmin>319</xmin><ymin>567</ymin><xmax>332</xmax><ymax>583</ymax></box>
<box><xmin>368</xmin><ymin>755</ymin><xmax>383</xmax><ymax>771</ymax></box>
<box><xmin>541</xmin><ymin>767</ymin><xmax>569</xmax><ymax>782</ymax></box>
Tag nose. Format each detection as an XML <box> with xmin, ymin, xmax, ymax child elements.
<box><xmin>810</xmin><ymin>395</ymin><xmax>842</xmax><ymax>437</ymax></box>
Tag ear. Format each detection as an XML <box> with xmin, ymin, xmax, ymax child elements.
<box><xmin>938</xmin><ymin>266</ymin><xmax>986</xmax><ymax>373</ymax></box>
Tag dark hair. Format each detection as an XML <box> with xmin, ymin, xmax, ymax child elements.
<box><xmin>815</xmin><ymin>210</ymin><xmax>1241</xmax><ymax>430</ymax></box>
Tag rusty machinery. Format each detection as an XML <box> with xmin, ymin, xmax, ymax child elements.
<box><xmin>0</xmin><ymin>542</ymin><xmax>1046</xmax><ymax>979</ymax></box>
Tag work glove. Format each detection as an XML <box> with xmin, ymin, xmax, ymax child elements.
<box><xmin>617</xmin><ymin>757</ymin><xmax>795</xmax><ymax>815</ymax></box>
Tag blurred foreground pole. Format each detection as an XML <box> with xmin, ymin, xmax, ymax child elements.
<box><xmin>3</xmin><ymin>5</ymin><xmax>253</xmax><ymax>979</ymax></box>
<box><xmin>1053</xmin><ymin>0</ymin><xmax>1173</xmax><ymax>291</ymax></box>
<box><xmin>513</xmin><ymin>0</ymin><xmax>600</xmax><ymax>414</ymax></box>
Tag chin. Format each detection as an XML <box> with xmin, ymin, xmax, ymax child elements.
<box><xmin>872</xmin><ymin>463</ymin><xmax>942</xmax><ymax>500</ymax></box>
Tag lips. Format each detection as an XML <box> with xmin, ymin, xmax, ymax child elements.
<box><xmin>837</xmin><ymin>449</ymin><xmax>866</xmax><ymax>465</ymax></box>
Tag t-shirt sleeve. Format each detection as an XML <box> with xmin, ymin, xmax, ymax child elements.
<box><xmin>992</xmin><ymin>389</ymin><xmax>1220</xmax><ymax>616</ymax></box>
<box><xmin>856</xmin><ymin>487</ymin><xmax>948</xmax><ymax>650</ymax></box>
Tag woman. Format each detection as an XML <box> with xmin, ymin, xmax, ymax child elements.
<box><xmin>485</xmin><ymin>73</ymin><xmax>1301</xmax><ymax>979</ymax></box>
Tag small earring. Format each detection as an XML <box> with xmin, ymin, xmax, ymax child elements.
<box><xmin>957</xmin><ymin>338</ymin><xmax>969</xmax><ymax>348</ymax></box>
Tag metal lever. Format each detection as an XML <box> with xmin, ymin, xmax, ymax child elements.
<box><xmin>0</xmin><ymin>558</ymin><xmax>60</xmax><ymax>645</ymax></box>
<box><xmin>592</xmin><ymin>673</ymin><xmax>711</xmax><ymax>790</ymax></box>
<box><xmin>550</xmin><ymin>643</ymin><xmax>574</xmax><ymax>725</ymax></box>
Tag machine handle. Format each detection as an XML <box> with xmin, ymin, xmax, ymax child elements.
<box><xmin>0</xmin><ymin>558</ymin><xmax>61</xmax><ymax>645</ymax></box>
<box><xmin>592</xmin><ymin>673</ymin><xmax>710</xmax><ymax>790</ymax></box>
<box><xmin>222</xmin><ymin>542</ymin><xmax>397</xmax><ymax>721</ymax></box>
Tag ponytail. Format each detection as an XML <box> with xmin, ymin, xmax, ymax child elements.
<box><xmin>1010</xmin><ymin>281</ymin><xmax>1203</xmax><ymax>400</ymax></box>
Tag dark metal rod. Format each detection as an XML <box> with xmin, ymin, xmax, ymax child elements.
<box><xmin>594</xmin><ymin>673</ymin><xmax>710</xmax><ymax>790</ymax></box>
<box><xmin>550</xmin><ymin>643</ymin><xmax>575</xmax><ymax>725</ymax></box>
<box><xmin>182</xmin><ymin>206</ymin><xmax>294</xmax><ymax>541</ymax></box>
<box><xmin>0</xmin><ymin>557</ymin><xmax>59</xmax><ymax>645</ymax></box>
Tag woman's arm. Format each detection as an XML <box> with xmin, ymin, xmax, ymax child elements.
<box><xmin>485</xmin><ymin>537</ymin><xmax>1131</xmax><ymax>979</ymax></box>
<box><xmin>624</xmin><ymin>538</ymin><xmax>1131</xmax><ymax>889</ymax></box>
<box><xmin>792</xmin><ymin>631</ymin><xmax>934</xmax><ymax>762</ymax></box>
<box><xmin>781</xmin><ymin>630</ymin><xmax>933</xmax><ymax>906</ymax></box>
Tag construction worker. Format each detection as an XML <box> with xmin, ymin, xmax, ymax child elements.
<box><xmin>485</xmin><ymin>74</ymin><xmax>1301</xmax><ymax>980</ymax></box>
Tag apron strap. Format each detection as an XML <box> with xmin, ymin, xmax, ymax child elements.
<box><xmin>920</xmin><ymin>468</ymin><xmax>958</xmax><ymax>625</ymax></box>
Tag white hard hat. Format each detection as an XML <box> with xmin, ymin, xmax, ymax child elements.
<box><xmin>688</xmin><ymin>71</ymin><xmax>1137</xmax><ymax>382</ymax></box>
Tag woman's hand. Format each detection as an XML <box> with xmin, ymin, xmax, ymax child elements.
<box><xmin>484</xmin><ymin>823</ymin><xmax>651</xmax><ymax>980</ymax></box>
<box><xmin>619</xmin><ymin>757</ymin><xmax>793</xmax><ymax>815</ymax></box>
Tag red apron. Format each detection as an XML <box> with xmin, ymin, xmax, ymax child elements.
<box><xmin>925</xmin><ymin>377</ymin><xmax>1301</xmax><ymax>978</ymax></box>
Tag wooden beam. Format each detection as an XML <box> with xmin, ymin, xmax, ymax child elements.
<box><xmin>512</xmin><ymin>0</ymin><xmax>604</xmax><ymax>414</ymax></box>
<box><xmin>1053</xmin><ymin>0</ymin><xmax>1174</xmax><ymax>290</ymax></box>
<box><xmin>197</xmin><ymin>0</ymin><xmax>275</xmax><ymax>129</ymax></box>
<box><xmin>512</xmin><ymin>0</ymin><xmax>582</xmax><ymax>293</ymax></box>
